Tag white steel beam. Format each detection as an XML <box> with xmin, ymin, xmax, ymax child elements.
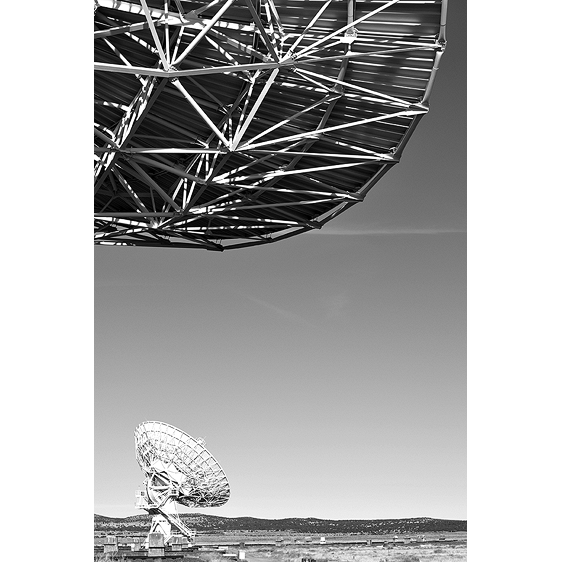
<box><xmin>232</xmin><ymin>68</ymin><xmax>279</xmax><ymax>149</ymax></box>
<box><xmin>139</xmin><ymin>0</ymin><xmax>170</xmax><ymax>69</ymax></box>
<box><xmin>231</xmin><ymin>160</ymin><xmax>379</xmax><ymax>183</ymax></box>
<box><xmin>239</xmin><ymin>108</ymin><xmax>424</xmax><ymax>151</ymax></box>
<box><xmin>95</xmin><ymin>77</ymin><xmax>168</xmax><ymax>193</ymax></box>
<box><xmin>285</xmin><ymin>0</ymin><xmax>333</xmax><ymax>56</ymax></box>
<box><xmin>171</xmin><ymin>78</ymin><xmax>231</xmax><ymax>149</ymax></box>
<box><xmin>207</xmin><ymin>28</ymin><xmax>270</xmax><ymax>62</ymax></box>
<box><xmin>94</xmin><ymin>59</ymin><xmax>291</xmax><ymax>77</ymax></box>
<box><xmin>247</xmin><ymin>150</ymin><xmax>391</xmax><ymax>160</ymax></box>
<box><xmin>94</xmin><ymin>148</ymin><xmax>224</xmax><ymax>154</ymax></box>
<box><xmin>100</xmin><ymin>34</ymin><xmax>148</xmax><ymax>85</ymax></box>
<box><xmin>113</xmin><ymin>169</ymin><xmax>151</xmax><ymax>213</ymax></box>
<box><xmin>294</xmin><ymin>0</ymin><xmax>400</xmax><ymax>60</ymax></box>
<box><xmin>124</xmin><ymin>159</ymin><xmax>182</xmax><ymax>212</ymax></box>
<box><xmin>130</xmin><ymin>154</ymin><xmax>206</xmax><ymax>185</ymax></box>
<box><xmin>295</xmin><ymin>68</ymin><xmax>412</xmax><ymax>108</ymax></box>
<box><xmin>243</xmin><ymin>0</ymin><xmax>280</xmax><ymax>62</ymax></box>
<box><xmin>240</xmin><ymin>93</ymin><xmax>337</xmax><ymax>148</ymax></box>
<box><xmin>172</xmin><ymin>0</ymin><xmax>236</xmax><ymax>66</ymax></box>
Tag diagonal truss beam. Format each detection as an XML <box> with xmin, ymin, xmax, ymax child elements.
<box><xmin>98</xmin><ymin>32</ymin><xmax>148</xmax><ymax>85</ymax></box>
<box><xmin>232</xmin><ymin>68</ymin><xmax>279</xmax><ymax>149</ymax></box>
<box><xmin>239</xmin><ymin>92</ymin><xmax>338</xmax><ymax>149</ymax></box>
<box><xmin>226</xmin><ymin>160</ymin><xmax>384</xmax><ymax>183</ymax></box>
<box><xmin>172</xmin><ymin>0</ymin><xmax>236</xmax><ymax>66</ymax></box>
<box><xmin>121</xmin><ymin>159</ymin><xmax>182</xmax><ymax>212</ymax></box>
<box><xmin>295</xmin><ymin>68</ymin><xmax>413</xmax><ymax>108</ymax></box>
<box><xmin>113</xmin><ymin>169</ymin><xmax>150</xmax><ymax>213</ymax></box>
<box><xmin>207</xmin><ymin>28</ymin><xmax>270</xmax><ymax>62</ymax></box>
<box><xmin>286</xmin><ymin>0</ymin><xmax>333</xmax><ymax>56</ymax></box>
<box><xmin>171</xmin><ymin>78</ymin><xmax>232</xmax><ymax>148</ymax></box>
<box><xmin>292</xmin><ymin>0</ymin><xmax>400</xmax><ymax>60</ymax></box>
<box><xmin>239</xmin><ymin>108</ymin><xmax>425</xmax><ymax>151</ymax></box>
<box><xmin>243</xmin><ymin>0</ymin><xmax>280</xmax><ymax>62</ymax></box>
<box><xmin>95</xmin><ymin>77</ymin><xmax>168</xmax><ymax>192</ymax></box>
<box><xmin>139</xmin><ymin>0</ymin><xmax>170</xmax><ymax>69</ymax></box>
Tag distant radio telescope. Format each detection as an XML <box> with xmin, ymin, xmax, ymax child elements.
<box><xmin>95</xmin><ymin>0</ymin><xmax>447</xmax><ymax>249</ymax></box>
<box><xmin>134</xmin><ymin>421</ymin><xmax>230</xmax><ymax>545</ymax></box>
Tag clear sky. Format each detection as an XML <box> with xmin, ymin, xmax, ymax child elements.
<box><xmin>95</xmin><ymin>1</ymin><xmax>466</xmax><ymax>521</ymax></box>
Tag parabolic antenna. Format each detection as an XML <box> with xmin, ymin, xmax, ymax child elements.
<box><xmin>94</xmin><ymin>0</ymin><xmax>447</xmax><ymax>249</ymax></box>
<box><xmin>134</xmin><ymin>420</ymin><xmax>229</xmax><ymax>545</ymax></box>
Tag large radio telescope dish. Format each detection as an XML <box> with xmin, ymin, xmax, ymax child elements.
<box><xmin>134</xmin><ymin>421</ymin><xmax>229</xmax><ymax>545</ymax></box>
<box><xmin>94</xmin><ymin>0</ymin><xmax>447</xmax><ymax>249</ymax></box>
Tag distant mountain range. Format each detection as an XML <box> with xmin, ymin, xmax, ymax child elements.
<box><xmin>94</xmin><ymin>514</ymin><xmax>466</xmax><ymax>535</ymax></box>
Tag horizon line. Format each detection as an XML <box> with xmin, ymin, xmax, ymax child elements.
<box><xmin>94</xmin><ymin>512</ymin><xmax>467</xmax><ymax>522</ymax></box>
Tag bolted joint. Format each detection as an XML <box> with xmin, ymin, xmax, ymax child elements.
<box><xmin>282</xmin><ymin>56</ymin><xmax>297</xmax><ymax>72</ymax></box>
<box><xmin>341</xmin><ymin>27</ymin><xmax>358</xmax><ymax>44</ymax></box>
<box><xmin>330</xmin><ymin>84</ymin><xmax>344</xmax><ymax>95</ymax></box>
<box><xmin>168</xmin><ymin>66</ymin><xmax>179</xmax><ymax>81</ymax></box>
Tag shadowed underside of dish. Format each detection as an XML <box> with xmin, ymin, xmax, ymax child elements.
<box><xmin>94</xmin><ymin>0</ymin><xmax>447</xmax><ymax>249</ymax></box>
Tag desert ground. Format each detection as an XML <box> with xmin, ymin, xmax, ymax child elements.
<box><xmin>203</xmin><ymin>541</ymin><xmax>466</xmax><ymax>562</ymax></box>
<box><xmin>94</xmin><ymin>532</ymin><xmax>467</xmax><ymax>561</ymax></box>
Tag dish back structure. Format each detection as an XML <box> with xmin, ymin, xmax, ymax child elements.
<box><xmin>94</xmin><ymin>0</ymin><xmax>447</xmax><ymax>249</ymax></box>
<box><xmin>134</xmin><ymin>420</ymin><xmax>229</xmax><ymax>545</ymax></box>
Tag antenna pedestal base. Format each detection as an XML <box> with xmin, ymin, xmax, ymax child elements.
<box><xmin>142</xmin><ymin>507</ymin><xmax>195</xmax><ymax>547</ymax></box>
<box><xmin>146</xmin><ymin>514</ymin><xmax>172</xmax><ymax>546</ymax></box>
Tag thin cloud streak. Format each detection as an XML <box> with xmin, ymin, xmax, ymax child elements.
<box><xmin>241</xmin><ymin>294</ymin><xmax>313</xmax><ymax>327</ymax></box>
<box><xmin>313</xmin><ymin>226</ymin><xmax>466</xmax><ymax>236</ymax></box>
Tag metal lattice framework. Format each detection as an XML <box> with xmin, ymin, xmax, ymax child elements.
<box><xmin>95</xmin><ymin>0</ymin><xmax>447</xmax><ymax>249</ymax></box>
<box><xmin>135</xmin><ymin>420</ymin><xmax>230</xmax><ymax>508</ymax></box>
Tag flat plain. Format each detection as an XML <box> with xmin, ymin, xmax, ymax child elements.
<box><xmin>95</xmin><ymin>532</ymin><xmax>467</xmax><ymax>562</ymax></box>
<box><xmin>200</xmin><ymin>542</ymin><xmax>467</xmax><ymax>562</ymax></box>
